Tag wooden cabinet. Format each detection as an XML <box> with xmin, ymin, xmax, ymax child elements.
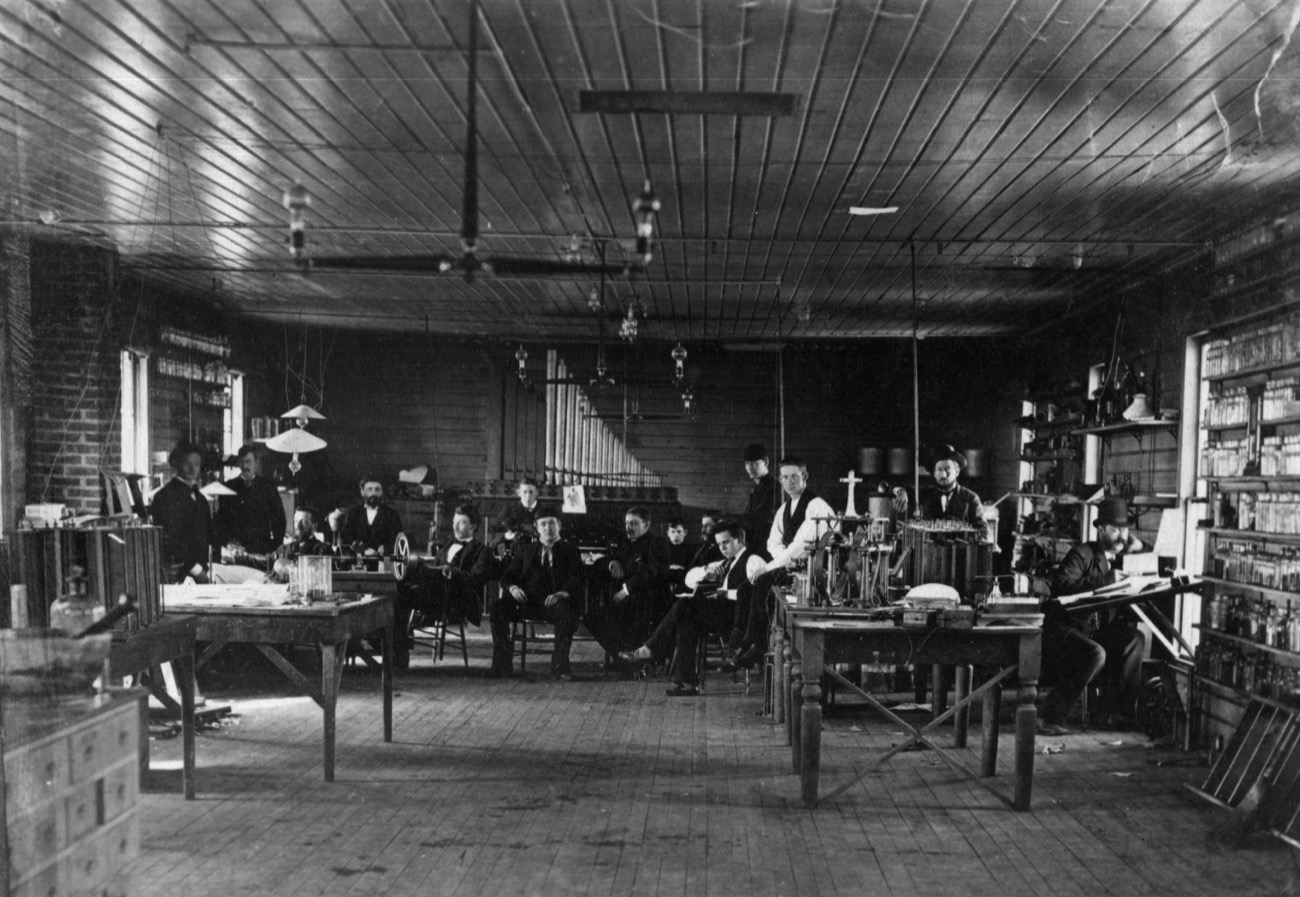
<box><xmin>4</xmin><ymin>692</ymin><xmax>142</xmax><ymax>897</ymax></box>
<box><xmin>1194</xmin><ymin>312</ymin><xmax>1300</xmax><ymax>743</ymax></box>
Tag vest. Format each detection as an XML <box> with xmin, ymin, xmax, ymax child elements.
<box><xmin>781</xmin><ymin>490</ymin><xmax>818</xmax><ymax>547</ymax></box>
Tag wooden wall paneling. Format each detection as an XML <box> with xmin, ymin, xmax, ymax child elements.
<box><xmin>485</xmin><ymin>352</ymin><xmax>504</xmax><ymax>482</ymax></box>
<box><xmin>503</xmin><ymin>374</ymin><xmax>520</xmax><ymax>481</ymax></box>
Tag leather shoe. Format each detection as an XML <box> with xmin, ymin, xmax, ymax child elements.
<box><xmin>665</xmin><ymin>684</ymin><xmax>699</xmax><ymax>697</ymax></box>
<box><xmin>617</xmin><ymin>647</ymin><xmax>652</xmax><ymax>665</ymax></box>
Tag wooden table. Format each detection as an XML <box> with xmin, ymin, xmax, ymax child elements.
<box><xmin>107</xmin><ymin>615</ymin><xmax>198</xmax><ymax>799</ymax></box>
<box><xmin>787</xmin><ymin>613</ymin><xmax>1042</xmax><ymax>810</ymax></box>
<box><xmin>162</xmin><ymin>592</ymin><xmax>394</xmax><ymax>782</ymax></box>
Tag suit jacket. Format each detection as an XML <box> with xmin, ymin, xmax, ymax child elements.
<box><xmin>743</xmin><ymin>472</ymin><xmax>779</xmax><ymax>547</ymax></box>
<box><xmin>150</xmin><ymin>478</ymin><xmax>217</xmax><ymax>578</ymax></box>
<box><xmin>918</xmin><ymin>484</ymin><xmax>988</xmax><ymax>540</ymax></box>
<box><xmin>500</xmin><ymin>538</ymin><xmax>582</xmax><ymax>604</ymax></box>
<box><xmin>439</xmin><ymin>538</ymin><xmax>495</xmax><ymax>592</ymax></box>
<box><xmin>1045</xmin><ymin>541</ymin><xmax>1126</xmax><ymax>633</ymax></box>
<box><xmin>609</xmin><ymin>532</ymin><xmax>671</xmax><ymax>601</ymax></box>
<box><xmin>214</xmin><ymin>475</ymin><xmax>285</xmax><ymax>554</ymax></box>
<box><xmin>340</xmin><ymin>503</ymin><xmax>405</xmax><ymax>553</ymax></box>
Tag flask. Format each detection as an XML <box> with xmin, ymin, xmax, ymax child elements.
<box><xmin>48</xmin><ymin>566</ymin><xmax>104</xmax><ymax>635</ymax></box>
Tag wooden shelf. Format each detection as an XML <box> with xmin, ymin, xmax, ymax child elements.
<box><xmin>1195</xmin><ymin>625</ymin><xmax>1300</xmax><ymax>665</ymax></box>
<box><xmin>1203</xmin><ymin>575</ymin><xmax>1300</xmax><ymax>602</ymax></box>
<box><xmin>1014</xmin><ymin>415</ymin><xmax>1083</xmax><ymax>431</ymax></box>
<box><xmin>1204</xmin><ymin>527</ymin><xmax>1300</xmax><ymax>546</ymax></box>
<box><xmin>1019</xmin><ymin>452</ymin><xmax>1077</xmax><ymax>463</ymax></box>
<box><xmin>1195</xmin><ymin>674</ymin><xmax>1253</xmax><ymax>703</ymax></box>
<box><xmin>1074</xmin><ymin>419</ymin><xmax>1179</xmax><ymax>437</ymax></box>
<box><xmin>1202</xmin><ymin>421</ymin><xmax>1249</xmax><ymax>433</ymax></box>
<box><xmin>1205</xmin><ymin>358</ymin><xmax>1300</xmax><ymax>384</ymax></box>
<box><xmin>1012</xmin><ymin>531</ymin><xmax>1077</xmax><ymax>544</ymax></box>
<box><xmin>1202</xmin><ymin>475</ymin><xmax>1300</xmax><ymax>490</ymax></box>
<box><xmin>1130</xmin><ymin>495</ymin><xmax>1178</xmax><ymax>509</ymax></box>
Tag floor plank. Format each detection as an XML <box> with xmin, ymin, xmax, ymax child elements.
<box><xmin>131</xmin><ymin>630</ymin><xmax>1300</xmax><ymax>897</ymax></box>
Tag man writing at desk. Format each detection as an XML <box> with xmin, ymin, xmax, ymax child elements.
<box><xmin>1039</xmin><ymin>497</ymin><xmax>1146</xmax><ymax>735</ymax></box>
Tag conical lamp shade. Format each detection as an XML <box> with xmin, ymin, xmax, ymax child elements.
<box><xmin>266</xmin><ymin>429</ymin><xmax>327</xmax><ymax>453</ymax></box>
<box><xmin>1122</xmin><ymin>393</ymin><xmax>1155</xmax><ymax>421</ymax></box>
<box><xmin>199</xmin><ymin>481</ymin><xmax>237</xmax><ymax>497</ymax></box>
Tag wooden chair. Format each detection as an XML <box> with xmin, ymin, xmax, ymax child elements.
<box><xmin>511</xmin><ymin>619</ymin><xmax>555</xmax><ymax>672</ymax></box>
<box><xmin>410</xmin><ymin>607</ymin><xmax>469</xmax><ymax>667</ymax></box>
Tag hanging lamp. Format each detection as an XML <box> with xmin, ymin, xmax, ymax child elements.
<box><xmin>268</xmin><ymin>404</ymin><xmax>327</xmax><ymax>474</ymax></box>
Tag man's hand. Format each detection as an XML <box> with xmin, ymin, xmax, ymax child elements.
<box><xmin>545</xmin><ymin>590</ymin><xmax>568</xmax><ymax>608</ymax></box>
<box><xmin>608</xmin><ymin>560</ymin><xmax>625</xmax><ymax>579</ymax></box>
<box><xmin>891</xmin><ymin>486</ymin><xmax>909</xmax><ymax>515</ymax></box>
<box><xmin>613</xmin><ymin>586</ymin><xmax>629</xmax><ymax>602</ymax></box>
<box><xmin>748</xmin><ymin>565</ymin><xmax>767</xmax><ymax>584</ymax></box>
<box><xmin>509</xmin><ymin>585</ymin><xmax>527</xmax><ymax>603</ymax></box>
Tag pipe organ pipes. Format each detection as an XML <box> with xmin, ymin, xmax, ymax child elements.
<box><xmin>554</xmin><ymin>362</ymin><xmax>568</xmax><ymax>484</ymax></box>
<box><xmin>566</xmin><ymin>386</ymin><xmax>580</xmax><ymax>485</ymax></box>
<box><xmin>545</xmin><ymin>351</ymin><xmax>558</xmax><ymax>484</ymax></box>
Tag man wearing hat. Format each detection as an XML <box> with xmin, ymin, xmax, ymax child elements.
<box><xmin>893</xmin><ymin>444</ymin><xmax>988</xmax><ymax>540</ymax></box>
<box><xmin>490</xmin><ymin>506</ymin><xmax>581</xmax><ymax>679</ymax></box>
<box><xmin>742</xmin><ymin>443</ymin><xmax>779</xmax><ymax>547</ymax></box>
<box><xmin>1038</xmin><ymin>496</ymin><xmax>1147</xmax><ymax>735</ymax></box>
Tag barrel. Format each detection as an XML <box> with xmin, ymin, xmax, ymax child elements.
<box><xmin>887</xmin><ymin>448</ymin><xmax>912</xmax><ymax>475</ymax></box>
<box><xmin>857</xmin><ymin>447</ymin><xmax>883</xmax><ymax>475</ymax></box>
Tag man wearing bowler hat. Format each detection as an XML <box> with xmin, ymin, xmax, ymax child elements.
<box><xmin>1039</xmin><ymin>496</ymin><xmax>1147</xmax><ymax>735</ymax></box>
<box><xmin>742</xmin><ymin>443</ymin><xmax>779</xmax><ymax>546</ymax></box>
<box><xmin>893</xmin><ymin>444</ymin><xmax>989</xmax><ymax>540</ymax></box>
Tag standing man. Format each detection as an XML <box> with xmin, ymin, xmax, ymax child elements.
<box><xmin>340</xmin><ymin>475</ymin><xmax>405</xmax><ymax>555</ymax></box>
<box><xmin>742</xmin><ymin>443</ymin><xmax>779</xmax><ymax>549</ymax></box>
<box><xmin>618</xmin><ymin>518</ymin><xmax>766</xmax><ymax>696</ymax></box>
<box><xmin>150</xmin><ymin>441</ymin><xmax>218</xmax><ymax>584</ymax></box>
<box><xmin>215</xmin><ymin>443</ymin><xmax>286</xmax><ymax>558</ymax></box>
<box><xmin>498</xmin><ymin>477</ymin><xmax>541</xmax><ymax>556</ymax></box>
<box><xmin>893</xmin><ymin>444</ymin><xmax>988</xmax><ymax>539</ymax></box>
<box><xmin>733</xmin><ymin>457</ymin><xmax>836</xmax><ymax>667</ymax></box>
<box><xmin>1040</xmin><ymin>497</ymin><xmax>1147</xmax><ymax>735</ymax></box>
<box><xmin>585</xmin><ymin>506</ymin><xmax>673</xmax><ymax>658</ymax></box>
<box><xmin>491</xmin><ymin>508</ymin><xmax>581</xmax><ymax>679</ymax></box>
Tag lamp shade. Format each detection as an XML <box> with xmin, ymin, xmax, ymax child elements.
<box><xmin>281</xmin><ymin>404</ymin><xmax>325</xmax><ymax>423</ymax></box>
<box><xmin>266</xmin><ymin>428</ymin><xmax>327</xmax><ymax>454</ymax></box>
<box><xmin>199</xmin><ymin>481</ymin><xmax>237</xmax><ymax>497</ymax></box>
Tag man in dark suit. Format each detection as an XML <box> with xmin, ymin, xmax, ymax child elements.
<box><xmin>584</xmin><ymin>505</ymin><xmax>673</xmax><ymax>658</ymax></box>
<box><xmin>618</xmin><ymin>518</ymin><xmax>766</xmax><ymax>696</ymax></box>
<box><xmin>215</xmin><ymin>443</ymin><xmax>286</xmax><ymax>557</ymax></box>
<box><xmin>497</xmin><ymin>477</ymin><xmax>541</xmax><ymax>557</ymax></box>
<box><xmin>893</xmin><ymin>444</ymin><xmax>988</xmax><ymax>540</ymax></box>
<box><xmin>665</xmin><ymin>516</ymin><xmax>696</xmax><ymax>592</ymax></box>
<box><xmin>150</xmin><ymin>440</ymin><xmax>219</xmax><ymax>583</ymax></box>
<box><xmin>340</xmin><ymin>475</ymin><xmax>405</xmax><ymax>555</ymax></box>
<box><xmin>491</xmin><ymin>508</ymin><xmax>581</xmax><ymax>679</ymax></box>
<box><xmin>419</xmin><ymin>504</ymin><xmax>492</xmax><ymax>627</ymax></box>
<box><xmin>742</xmin><ymin>443</ymin><xmax>779</xmax><ymax>549</ymax></box>
<box><xmin>1040</xmin><ymin>497</ymin><xmax>1147</xmax><ymax>735</ymax></box>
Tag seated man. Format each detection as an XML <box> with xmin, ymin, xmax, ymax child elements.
<box><xmin>340</xmin><ymin>475</ymin><xmax>404</xmax><ymax>556</ymax></box>
<box><xmin>618</xmin><ymin>518</ymin><xmax>765</xmax><ymax>696</ymax></box>
<box><xmin>584</xmin><ymin>506</ymin><xmax>673</xmax><ymax>659</ymax></box>
<box><xmin>490</xmin><ymin>508</ymin><xmax>580</xmax><ymax>679</ymax></box>
<box><xmin>665</xmin><ymin>517</ymin><xmax>696</xmax><ymax>593</ymax></box>
<box><xmin>496</xmin><ymin>477</ymin><xmax>541</xmax><ymax>558</ymax></box>
<box><xmin>1039</xmin><ymin>497</ymin><xmax>1147</xmax><ymax>735</ymax></box>
<box><xmin>268</xmin><ymin>506</ymin><xmax>334</xmax><ymax>581</ymax></box>
<box><xmin>410</xmin><ymin>504</ymin><xmax>491</xmax><ymax>628</ymax></box>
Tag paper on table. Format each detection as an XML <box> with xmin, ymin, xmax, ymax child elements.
<box><xmin>1056</xmin><ymin>573</ymin><xmax>1171</xmax><ymax>605</ymax></box>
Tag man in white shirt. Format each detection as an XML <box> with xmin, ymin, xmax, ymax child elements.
<box><xmin>732</xmin><ymin>456</ymin><xmax>836</xmax><ymax>667</ymax></box>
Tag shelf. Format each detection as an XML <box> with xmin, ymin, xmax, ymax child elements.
<box><xmin>1073</xmin><ymin>419</ymin><xmax>1179</xmax><ymax>437</ymax></box>
<box><xmin>1194</xmin><ymin>626</ymin><xmax>1300</xmax><ymax>665</ymax></box>
<box><xmin>1203</xmin><ymin>575</ymin><xmax>1300</xmax><ymax>602</ymax></box>
<box><xmin>1202</xmin><ymin>476</ymin><xmax>1300</xmax><ymax>490</ymax></box>
<box><xmin>1205</xmin><ymin>358</ymin><xmax>1300</xmax><ymax>384</ymax></box>
<box><xmin>1195</xmin><ymin>674</ymin><xmax>1254</xmax><ymax>703</ymax></box>
<box><xmin>1130</xmin><ymin>495</ymin><xmax>1178</xmax><ymax>509</ymax></box>
<box><xmin>1010</xmin><ymin>492</ymin><xmax>1087</xmax><ymax>504</ymax></box>
<box><xmin>1012</xmin><ymin>531</ymin><xmax>1078</xmax><ymax>544</ymax></box>
<box><xmin>1019</xmin><ymin>452</ymin><xmax>1077</xmax><ymax>463</ymax></box>
<box><xmin>1013</xmin><ymin>415</ymin><xmax>1083</xmax><ymax>431</ymax></box>
<box><xmin>1262</xmin><ymin>414</ymin><xmax>1300</xmax><ymax>428</ymax></box>
<box><xmin>1203</xmin><ymin>527</ymin><xmax>1300</xmax><ymax>546</ymax></box>
<box><xmin>1201</xmin><ymin>422</ymin><xmax>1248</xmax><ymax>433</ymax></box>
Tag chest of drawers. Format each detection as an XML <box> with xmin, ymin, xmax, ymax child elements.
<box><xmin>4</xmin><ymin>691</ymin><xmax>142</xmax><ymax>897</ymax></box>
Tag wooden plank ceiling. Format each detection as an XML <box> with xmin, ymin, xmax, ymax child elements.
<box><xmin>3</xmin><ymin>0</ymin><xmax>1300</xmax><ymax>342</ymax></box>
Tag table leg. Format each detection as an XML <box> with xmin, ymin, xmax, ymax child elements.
<box><xmin>954</xmin><ymin>664</ymin><xmax>971</xmax><ymax>748</ymax></box>
<box><xmin>800</xmin><ymin>632</ymin><xmax>824</xmax><ymax>807</ymax></box>
<box><xmin>1014</xmin><ymin>680</ymin><xmax>1037</xmax><ymax>810</ymax></box>
<box><xmin>931</xmin><ymin>664</ymin><xmax>947</xmax><ymax>721</ymax></box>
<box><xmin>789</xmin><ymin>655</ymin><xmax>802</xmax><ymax>762</ymax></box>
<box><xmin>981</xmin><ymin>671</ymin><xmax>1002</xmax><ymax>777</ymax></box>
<box><xmin>175</xmin><ymin>652</ymin><xmax>197</xmax><ymax>800</ymax></box>
<box><xmin>321</xmin><ymin>642</ymin><xmax>347</xmax><ymax>782</ymax></box>
<box><xmin>779</xmin><ymin>635</ymin><xmax>791</xmax><ymax>729</ymax></box>
<box><xmin>135</xmin><ymin>688</ymin><xmax>150</xmax><ymax>787</ymax></box>
<box><xmin>772</xmin><ymin>624</ymin><xmax>786</xmax><ymax>724</ymax></box>
<box><xmin>382</xmin><ymin>615</ymin><xmax>394</xmax><ymax>743</ymax></box>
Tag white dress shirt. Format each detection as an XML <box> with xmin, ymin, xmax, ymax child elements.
<box><xmin>765</xmin><ymin>494</ymin><xmax>837</xmax><ymax>573</ymax></box>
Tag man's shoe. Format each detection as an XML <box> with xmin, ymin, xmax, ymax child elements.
<box><xmin>617</xmin><ymin>646</ymin><xmax>652</xmax><ymax>665</ymax></box>
<box><xmin>665</xmin><ymin>684</ymin><xmax>700</xmax><ymax>697</ymax></box>
<box><xmin>733</xmin><ymin>645</ymin><xmax>763</xmax><ymax>670</ymax></box>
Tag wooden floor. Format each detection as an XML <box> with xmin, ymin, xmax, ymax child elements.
<box><xmin>134</xmin><ymin>631</ymin><xmax>1300</xmax><ymax>897</ymax></box>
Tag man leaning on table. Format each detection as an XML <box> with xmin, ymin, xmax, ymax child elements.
<box><xmin>1038</xmin><ymin>497</ymin><xmax>1146</xmax><ymax>736</ymax></box>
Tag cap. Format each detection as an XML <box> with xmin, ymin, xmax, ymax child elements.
<box><xmin>743</xmin><ymin>443</ymin><xmax>768</xmax><ymax>462</ymax></box>
<box><xmin>1093</xmin><ymin>497</ymin><xmax>1131</xmax><ymax>528</ymax></box>
<box><xmin>930</xmin><ymin>444</ymin><xmax>967</xmax><ymax>469</ymax></box>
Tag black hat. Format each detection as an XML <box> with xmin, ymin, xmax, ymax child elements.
<box><xmin>743</xmin><ymin>442</ymin><xmax>768</xmax><ymax>462</ymax></box>
<box><xmin>931</xmin><ymin>444</ymin><xmax>967</xmax><ymax>469</ymax></box>
<box><xmin>1093</xmin><ymin>497</ymin><xmax>1131</xmax><ymax>528</ymax></box>
<box><xmin>533</xmin><ymin>504</ymin><xmax>562</xmax><ymax>523</ymax></box>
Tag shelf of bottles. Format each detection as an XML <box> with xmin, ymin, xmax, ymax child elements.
<box><xmin>1197</xmin><ymin>310</ymin><xmax>1300</xmax><ymax>713</ymax></box>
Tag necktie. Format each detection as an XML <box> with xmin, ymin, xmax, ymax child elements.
<box><xmin>543</xmin><ymin>546</ymin><xmax>552</xmax><ymax>567</ymax></box>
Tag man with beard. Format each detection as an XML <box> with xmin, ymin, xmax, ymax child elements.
<box><xmin>1038</xmin><ymin>497</ymin><xmax>1147</xmax><ymax>735</ymax></box>
<box><xmin>892</xmin><ymin>444</ymin><xmax>988</xmax><ymax>540</ymax></box>
<box><xmin>340</xmin><ymin>475</ymin><xmax>405</xmax><ymax>555</ymax></box>
<box><xmin>585</xmin><ymin>506</ymin><xmax>673</xmax><ymax>659</ymax></box>
<box><xmin>215</xmin><ymin>443</ymin><xmax>286</xmax><ymax>559</ymax></box>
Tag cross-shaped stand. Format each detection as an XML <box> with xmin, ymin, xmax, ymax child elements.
<box><xmin>840</xmin><ymin>470</ymin><xmax>862</xmax><ymax>517</ymax></box>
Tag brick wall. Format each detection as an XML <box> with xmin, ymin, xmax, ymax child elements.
<box><xmin>25</xmin><ymin>240</ymin><xmax>123</xmax><ymax>515</ymax></box>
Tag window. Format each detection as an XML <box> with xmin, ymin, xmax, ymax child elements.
<box><xmin>120</xmin><ymin>350</ymin><xmax>150</xmax><ymax>474</ymax></box>
<box><xmin>223</xmin><ymin>370</ymin><xmax>245</xmax><ymax>457</ymax></box>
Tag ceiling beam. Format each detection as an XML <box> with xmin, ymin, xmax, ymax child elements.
<box><xmin>578</xmin><ymin>90</ymin><xmax>797</xmax><ymax>116</ymax></box>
